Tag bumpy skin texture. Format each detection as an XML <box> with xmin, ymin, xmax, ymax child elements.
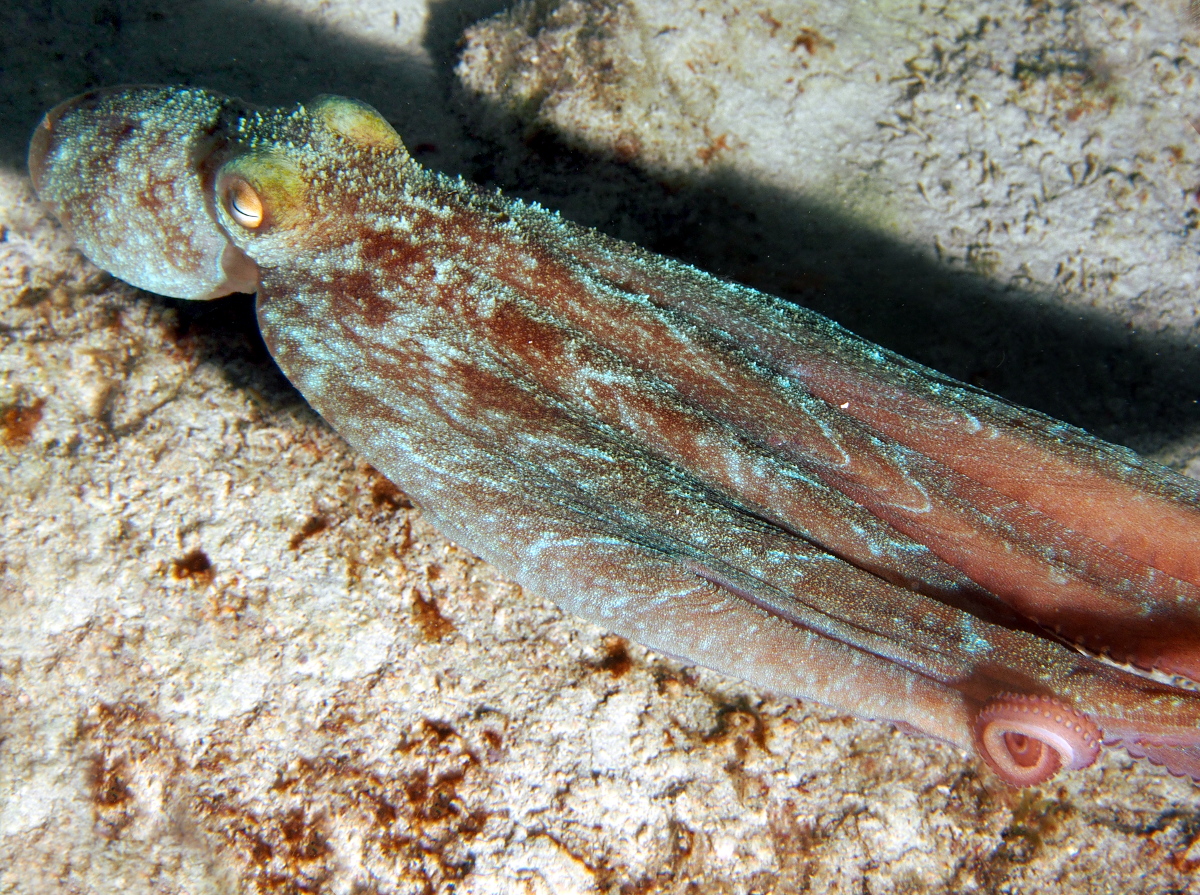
<box><xmin>28</xmin><ymin>86</ymin><xmax>1200</xmax><ymax>787</ymax></box>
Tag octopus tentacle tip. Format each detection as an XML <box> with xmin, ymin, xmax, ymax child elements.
<box><xmin>973</xmin><ymin>693</ymin><xmax>1102</xmax><ymax>787</ymax></box>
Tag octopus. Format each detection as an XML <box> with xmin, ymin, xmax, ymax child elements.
<box><xmin>27</xmin><ymin>85</ymin><xmax>1200</xmax><ymax>788</ymax></box>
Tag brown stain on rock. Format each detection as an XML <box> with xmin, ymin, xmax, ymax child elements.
<box><xmin>481</xmin><ymin>729</ymin><xmax>503</xmax><ymax>753</ymax></box>
<box><xmin>696</xmin><ymin>133</ymin><xmax>729</xmax><ymax>164</ymax></box>
<box><xmin>698</xmin><ymin>699</ymin><xmax>774</xmax><ymax>805</ymax></box>
<box><xmin>77</xmin><ymin>702</ymin><xmax>182</xmax><ymax>843</ymax></box>
<box><xmin>705</xmin><ymin>699</ymin><xmax>770</xmax><ymax>753</ymax></box>
<box><xmin>194</xmin><ymin>717</ymin><xmax>488</xmax><ymax>894</ymax></box>
<box><xmin>591</xmin><ymin>634</ymin><xmax>633</xmax><ymax>677</ymax></box>
<box><xmin>411</xmin><ymin>588</ymin><xmax>454</xmax><ymax>641</ymax></box>
<box><xmin>278</xmin><ymin>807</ymin><xmax>333</xmax><ymax>864</ymax></box>
<box><xmin>87</xmin><ymin>753</ymin><xmax>135</xmax><ymax>839</ymax></box>
<box><xmin>171</xmin><ymin>548</ymin><xmax>214</xmax><ymax>585</ymax></box>
<box><xmin>791</xmin><ymin>26</ymin><xmax>834</xmax><ymax>55</ymax></box>
<box><xmin>289</xmin><ymin>515</ymin><xmax>330</xmax><ymax>550</ymax></box>
<box><xmin>199</xmin><ymin>796</ymin><xmax>334</xmax><ymax>894</ymax></box>
<box><xmin>369</xmin><ymin>473</ymin><xmax>413</xmax><ymax>512</ymax></box>
<box><xmin>1</xmin><ymin>397</ymin><xmax>45</xmax><ymax>448</ymax></box>
<box><xmin>992</xmin><ymin>791</ymin><xmax>1074</xmax><ymax>864</ymax></box>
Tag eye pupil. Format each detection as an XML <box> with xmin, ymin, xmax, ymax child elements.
<box><xmin>228</xmin><ymin>179</ymin><xmax>264</xmax><ymax>229</ymax></box>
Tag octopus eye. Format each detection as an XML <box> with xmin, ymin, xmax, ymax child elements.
<box><xmin>226</xmin><ymin>178</ymin><xmax>265</xmax><ymax>229</ymax></box>
<box><xmin>973</xmin><ymin>693</ymin><xmax>1102</xmax><ymax>787</ymax></box>
<box><xmin>217</xmin><ymin>152</ymin><xmax>303</xmax><ymax>230</ymax></box>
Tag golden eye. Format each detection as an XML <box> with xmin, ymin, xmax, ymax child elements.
<box><xmin>219</xmin><ymin>153</ymin><xmax>303</xmax><ymax>229</ymax></box>
<box><xmin>227</xmin><ymin>178</ymin><xmax>264</xmax><ymax>229</ymax></box>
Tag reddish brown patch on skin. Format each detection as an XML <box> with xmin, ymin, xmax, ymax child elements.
<box><xmin>445</xmin><ymin>355</ymin><xmax>549</xmax><ymax>420</ymax></box>
<box><xmin>483</xmin><ymin>300</ymin><xmax>570</xmax><ymax>366</ymax></box>
<box><xmin>359</xmin><ymin>214</ymin><xmax>437</xmax><ymax>278</ymax></box>
<box><xmin>486</xmin><ymin>249</ymin><xmax>691</xmax><ymax>402</ymax></box>
<box><xmin>330</xmin><ymin>269</ymin><xmax>392</xmax><ymax>328</ymax></box>
<box><xmin>134</xmin><ymin>174</ymin><xmax>170</xmax><ymax>216</ymax></box>
<box><xmin>496</xmin><ymin>248</ymin><xmax>766</xmax><ymax>430</ymax></box>
<box><xmin>289</xmin><ymin>515</ymin><xmax>330</xmax><ymax>550</ymax></box>
<box><xmin>171</xmin><ymin>548</ymin><xmax>214</xmax><ymax>585</ymax></box>
<box><xmin>411</xmin><ymin>588</ymin><xmax>454</xmax><ymax>641</ymax></box>
<box><xmin>333</xmin><ymin>205</ymin><xmax>496</xmax><ymax>328</ymax></box>
<box><xmin>1</xmin><ymin>398</ymin><xmax>45</xmax><ymax>448</ymax></box>
<box><xmin>333</xmin><ymin>210</ymin><xmax>456</xmax><ymax>328</ymax></box>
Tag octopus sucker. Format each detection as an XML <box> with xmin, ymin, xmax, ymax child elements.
<box><xmin>973</xmin><ymin>693</ymin><xmax>1102</xmax><ymax>787</ymax></box>
<box><xmin>27</xmin><ymin>85</ymin><xmax>1200</xmax><ymax>788</ymax></box>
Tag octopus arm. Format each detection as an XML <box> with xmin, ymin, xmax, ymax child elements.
<box><xmin>544</xmin><ymin>226</ymin><xmax>1200</xmax><ymax>680</ymax></box>
<box><xmin>260</xmin><ymin>268</ymin><xmax>1200</xmax><ymax>786</ymax></box>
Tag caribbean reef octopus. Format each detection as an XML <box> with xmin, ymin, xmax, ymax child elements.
<box><xmin>27</xmin><ymin>86</ymin><xmax>1200</xmax><ymax>788</ymax></box>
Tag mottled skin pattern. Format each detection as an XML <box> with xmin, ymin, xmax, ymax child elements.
<box><xmin>28</xmin><ymin>86</ymin><xmax>1200</xmax><ymax>787</ymax></box>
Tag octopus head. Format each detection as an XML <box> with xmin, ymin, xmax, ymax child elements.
<box><xmin>28</xmin><ymin>85</ymin><xmax>258</xmax><ymax>300</ymax></box>
<box><xmin>28</xmin><ymin>87</ymin><xmax>409</xmax><ymax>302</ymax></box>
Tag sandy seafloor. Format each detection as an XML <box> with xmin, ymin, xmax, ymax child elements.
<box><xmin>2</xmin><ymin>0</ymin><xmax>1200</xmax><ymax>892</ymax></box>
